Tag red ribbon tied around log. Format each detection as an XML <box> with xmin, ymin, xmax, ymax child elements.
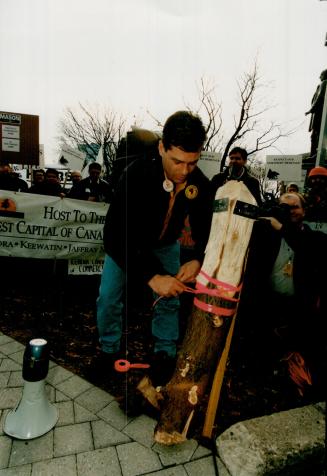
<box><xmin>151</xmin><ymin>270</ymin><xmax>242</xmax><ymax>318</ymax></box>
<box><xmin>191</xmin><ymin>270</ymin><xmax>242</xmax><ymax>318</ymax></box>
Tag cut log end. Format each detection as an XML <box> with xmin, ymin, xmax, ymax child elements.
<box><xmin>155</xmin><ymin>408</ymin><xmax>195</xmax><ymax>445</ymax></box>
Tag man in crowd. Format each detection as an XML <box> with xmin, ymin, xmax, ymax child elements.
<box><xmin>28</xmin><ymin>168</ymin><xmax>65</xmax><ymax>196</ymax></box>
<box><xmin>241</xmin><ymin>192</ymin><xmax>326</xmax><ymax>398</ymax></box>
<box><xmin>68</xmin><ymin>162</ymin><xmax>111</xmax><ymax>202</ymax></box>
<box><xmin>70</xmin><ymin>170</ymin><xmax>82</xmax><ymax>186</ymax></box>
<box><xmin>304</xmin><ymin>166</ymin><xmax>327</xmax><ymax>223</ymax></box>
<box><xmin>65</xmin><ymin>170</ymin><xmax>82</xmax><ymax>195</ymax></box>
<box><xmin>93</xmin><ymin>111</ymin><xmax>213</xmax><ymax>386</ymax></box>
<box><xmin>286</xmin><ymin>183</ymin><xmax>299</xmax><ymax>193</ymax></box>
<box><xmin>32</xmin><ymin>169</ymin><xmax>45</xmax><ymax>186</ymax></box>
<box><xmin>211</xmin><ymin>146</ymin><xmax>262</xmax><ymax>205</ymax></box>
<box><xmin>0</xmin><ymin>162</ymin><xmax>28</xmax><ymax>192</ymax></box>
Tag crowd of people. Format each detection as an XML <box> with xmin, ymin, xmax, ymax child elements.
<box><xmin>0</xmin><ymin>161</ymin><xmax>111</xmax><ymax>202</ymax></box>
<box><xmin>1</xmin><ymin>110</ymin><xmax>326</xmax><ymax>402</ymax></box>
<box><xmin>87</xmin><ymin>111</ymin><xmax>326</xmax><ymax>401</ymax></box>
<box><xmin>239</xmin><ymin>189</ymin><xmax>326</xmax><ymax>399</ymax></box>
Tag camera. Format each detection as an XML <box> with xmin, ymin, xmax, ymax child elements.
<box><xmin>259</xmin><ymin>202</ymin><xmax>292</xmax><ymax>225</ymax></box>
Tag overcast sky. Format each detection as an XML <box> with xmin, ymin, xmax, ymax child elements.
<box><xmin>0</xmin><ymin>0</ymin><xmax>326</xmax><ymax>164</ymax></box>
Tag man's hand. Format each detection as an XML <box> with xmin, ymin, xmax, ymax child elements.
<box><xmin>175</xmin><ymin>260</ymin><xmax>201</xmax><ymax>283</ymax></box>
<box><xmin>148</xmin><ymin>274</ymin><xmax>187</xmax><ymax>297</ymax></box>
<box><xmin>258</xmin><ymin>216</ymin><xmax>282</xmax><ymax>231</ymax></box>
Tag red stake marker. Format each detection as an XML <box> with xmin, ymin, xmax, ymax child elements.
<box><xmin>114</xmin><ymin>359</ymin><xmax>150</xmax><ymax>373</ymax></box>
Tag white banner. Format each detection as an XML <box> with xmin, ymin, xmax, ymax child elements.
<box><xmin>0</xmin><ymin>190</ymin><xmax>108</xmax><ymax>260</ymax></box>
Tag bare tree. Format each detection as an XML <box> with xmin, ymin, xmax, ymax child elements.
<box><xmin>192</xmin><ymin>78</ymin><xmax>223</xmax><ymax>152</ymax></box>
<box><xmin>147</xmin><ymin>78</ymin><xmax>223</xmax><ymax>153</ymax></box>
<box><xmin>219</xmin><ymin>61</ymin><xmax>295</xmax><ymax>171</ymax></box>
<box><xmin>58</xmin><ymin>103</ymin><xmax>126</xmax><ymax>178</ymax></box>
<box><xmin>191</xmin><ymin>62</ymin><xmax>296</xmax><ymax>174</ymax></box>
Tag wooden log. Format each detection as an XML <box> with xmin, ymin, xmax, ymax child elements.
<box><xmin>151</xmin><ymin>181</ymin><xmax>257</xmax><ymax>445</ymax></box>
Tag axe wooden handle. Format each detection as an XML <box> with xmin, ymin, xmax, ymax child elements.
<box><xmin>202</xmin><ymin>312</ymin><xmax>237</xmax><ymax>439</ymax></box>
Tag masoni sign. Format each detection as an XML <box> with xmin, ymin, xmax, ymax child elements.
<box><xmin>0</xmin><ymin>112</ymin><xmax>21</xmax><ymax>124</ymax></box>
<box><xmin>0</xmin><ymin>111</ymin><xmax>39</xmax><ymax>165</ymax></box>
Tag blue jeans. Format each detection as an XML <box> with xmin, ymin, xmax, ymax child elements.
<box><xmin>96</xmin><ymin>242</ymin><xmax>181</xmax><ymax>357</ymax></box>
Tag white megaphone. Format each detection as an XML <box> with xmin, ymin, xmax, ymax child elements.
<box><xmin>4</xmin><ymin>338</ymin><xmax>59</xmax><ymax>439</ymax></box>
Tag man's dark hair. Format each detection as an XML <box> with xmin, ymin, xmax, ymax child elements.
<box><xmin>88</xmin><ymin>162</ymin><xmax>102</xmax><ymax>172</ymax></box>
<box><xmin>45</xmin><ymin>168</ymin><xmax>59</xmax><ymax>178</ymax></box>
<box><xmin>229</xmin><ymin>147</ymin><xmax>248</xmax><ymax>161</ymax></box>
<box><xmin>162</xmin><ymin>111</ymin><xmax>206</xmax><ymax>152</ymax></box>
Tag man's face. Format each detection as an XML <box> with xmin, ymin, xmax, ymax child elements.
<box><xmin>34</xmin><ymin>172</ymin><xmax>44</xmax><ymax>183</ymax></box>
<box><xmin>287</xmin><ymin>186</ymin><xmax>298</xmax><ymax>193</ymax></box>
<box><xmin>89</xmin><ymin>168</ymin><xmax>101</xmax><ymax>182</ymax></box>
<box><xmin>71</xmin><ymin>173</ymin><xmax>82</xmax><ymax>184</ymax></box>
<box><xmin>46</xmin><ymin>173</ymin><xmax>59</xmax><ymax>184</ymax></box>
<box><xmin>159</xmin><ymin>141</ymin><xmax>200</xmax><ymax>184</ymax></box>
<box><xmin>279</xmin><ymin>194</ymin><xmax>304</xmax><ymax>224</ymax></box>
<box><xmin>228</xmin><ymin>152</ymin><xmax>246</xmax><ymax>172</ymax></box>
<box><xmin>309</xmin><ymin>176</ymin><xmax>327</xmax><ymax>190</ymax></box>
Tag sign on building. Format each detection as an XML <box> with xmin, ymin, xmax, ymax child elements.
<box><xmin>0</xmin><ymin>111</ymin><xmax>39</xmax><ymax>165</ymax></box>
<box><xmin>265</xmin><ymin>155</ymin><xmax>302</xmax><ymax>181</ymax></box>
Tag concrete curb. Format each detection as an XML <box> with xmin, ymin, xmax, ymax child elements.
<box><xmin>216</xmin><ymin>402</ymin><xmax>326</xmax><ymax>476</ymax></box>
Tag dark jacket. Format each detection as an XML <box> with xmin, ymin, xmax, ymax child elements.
<box><xmin>211</xmin><ymin>167</ymin><xmax>262</xmax><ymax>206</ymax></box>
<box><xmin>244</xmin><ymin>220</ymin><xmax>327</xmax><ymax>319</ymax></box>
<box><xmin>28</xmin><ymin>181</ymin><xmax>64</xmax><ymax>197</ymax></box>
<box><xmin>0</xmin><ymin>174</ymin><xmax>28</xmax><ymax>192</ymax></box>
<box><xmin>68</xmin><ymin>177</ymin><xmax>111</xmax><ymax>203</ymax></box>
<box><xmin>103</xmin><ymin>156</ymin><xmax>212</xmax><ymax>282</ymax></box>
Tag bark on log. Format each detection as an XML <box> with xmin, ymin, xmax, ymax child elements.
<box><xmin>151</xmin><ymin>181</ymin><xmax>257</xmax><ymax>445</ymax></box>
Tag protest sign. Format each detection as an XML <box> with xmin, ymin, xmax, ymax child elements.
<box><xmin>68</xmin><ymin>257</ymin><xmax>105</xmax><ymax>275</ymax></box>
<box><xmin>0</xmin><ymin>191</ymin><xmax>108</xmax><ymax>260</ymax></box>
<box><xmin>199</xmin><ymin>151</ymin><xmax>221</xmax><ymax>179</ymax></box>
<box><xmin>265</xmin><ymin>155</ymin><xmax>302</xmax><ymax>181</ymax></box>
